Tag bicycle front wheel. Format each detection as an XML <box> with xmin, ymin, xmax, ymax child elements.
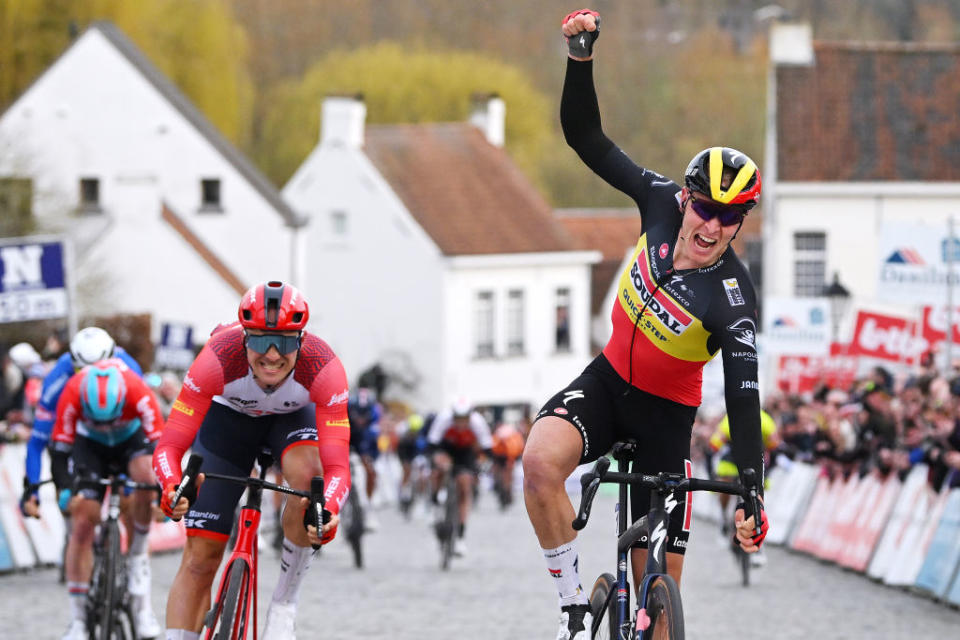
<box><xmin>643</xmin><ymin>575</ymin><xmax>684</xmax><ymax>640</ymax></box>
<box><xmin>211</xmin><ymin>559</ymin><xmax>251</xmax><ymax>640</ymax></box>
<box><xmin>90</xmin><ymin>521</ymin><xmax>121</xmax><ymax>640</ymax></box>
<box><xmin>439</xmin><ymin>477</ymin><xmax>459</xmax><ymax>570</ymax></box>
<box><xmin>588</xmin><ymin>572</ymin><xmax>619</xmax><ymax>640</ymax></box>
<box><xmin>344</xmin><ymin>489</ymin><xmax>365</xmax><ymax>569</ymax></box>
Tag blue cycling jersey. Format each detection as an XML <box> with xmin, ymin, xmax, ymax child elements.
<box><xmin>24</xmin><ymin>348</ymin><xmax>143</xmax><ymax>485</ymax></box>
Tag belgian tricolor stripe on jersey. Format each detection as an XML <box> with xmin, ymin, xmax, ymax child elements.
<box><xmin>603</xmin><ymin>234</ymin><xmax>713</xmax><ymax>406</ymax></box>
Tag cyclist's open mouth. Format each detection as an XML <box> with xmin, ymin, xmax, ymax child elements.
<box><xmin>694</xmin><ymin>233</ymin><xmax>717</xmax><ymax>249</ymax></box>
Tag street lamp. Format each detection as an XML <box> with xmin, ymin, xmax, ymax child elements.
<box><xmin>823</xmin><ymin>272</ymin><xmax>851</xmax><ymax>343</ymax></box>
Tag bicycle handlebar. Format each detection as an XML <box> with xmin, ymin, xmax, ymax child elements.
<box><xmin>572</xmin><ymin>456</ymin><xmax>760</xmax><ymax>531</ymax></box>
<box><xmin>168</xmin><ymin>454</ymin><xmax>204</xmax><ymax>522</ymax></box>
<box><xmin>74</xmin><ymin>474</ymin><xmax>163</xmax><ymax>494</ymax></box>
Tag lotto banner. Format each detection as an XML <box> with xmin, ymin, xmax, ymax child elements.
<box><xmin>921</xmin><ymin>306</ymin><xmax>960</xmax><ymax>346</ymax></box>
<box><xmin>848</xmin><ymin>310</ymin><xmax>927</xmax><ymax>363</ymax></box>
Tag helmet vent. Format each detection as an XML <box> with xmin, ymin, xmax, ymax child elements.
<box><xmin>292</xmin><ymin>312</ymin><xmax>303</xmax><ymax>324</ymax></box>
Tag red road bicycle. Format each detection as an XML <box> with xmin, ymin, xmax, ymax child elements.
<box><xmin>174</xmin><ymin>453</ymin><xmax>327</xmax><ymax>640</ymax></box>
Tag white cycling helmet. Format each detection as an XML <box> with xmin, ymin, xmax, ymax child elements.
<box><xmin>451</xmin><ymin>396</ymin><xmax>472</xmax><ymax>418</ymax></box>
<box><xmin>8</xmin><ymin>342</ymin><xmax>41</xmax><ymax>370</ymax></box>
<box><xmin>70</xmin><ymin>327</ymin><xmax>116</xmax><ymax>367</ymax></box>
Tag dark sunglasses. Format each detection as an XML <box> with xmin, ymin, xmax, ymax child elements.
<box><xmin>689</xmin><ymin>197</ymin><xmax>746</xmax><ymax>227</ymax></box>
<box><xmin>244</xmin><ymin>332</ymin><xmax>301</xmax><ymax>355</ymax></box>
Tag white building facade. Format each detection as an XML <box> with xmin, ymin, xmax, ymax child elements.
<box><xmin>284</xmin><ymin>96</ymin><xmax>599</xmax><ymax>412</ymax></box>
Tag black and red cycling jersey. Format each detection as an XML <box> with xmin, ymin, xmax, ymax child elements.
<box><xmin>561</xmin><ymin>58</ymin><xmax>764</xmax><ymax>483</ymax></box>
<box><xmin>152</xmin><ymin>323</ymin><xmax>351</xmax><ymax>513</ymax></box>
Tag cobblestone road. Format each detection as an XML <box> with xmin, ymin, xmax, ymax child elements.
<box><xmin>3</xmin><ymin>489</ymin><xmax>960</xmax><ymax>639</ymax></box>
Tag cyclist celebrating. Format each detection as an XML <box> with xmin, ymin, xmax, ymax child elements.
<box><xmin>523</xmin><ymin>10</ymin><xmax>769</xmax><ymax>639</ymax></box>
<box><xmin>21</xmin><ymin>326</ymin><xmax>143</xmax><ymax>517</ymax></box>
<box><xmin>49</xmin><ymin>360</ymin><xmax>164</xmax><ymax>640</ymax></box>
<box><xmin>427</xmin><ymin>398</ymin><xmax>494</xmax><ymax>557</ymax></box>
<box><xmin>154</xmin><ymin>281</ymin><xmax>350</xmax><ymax>640</ymax></box>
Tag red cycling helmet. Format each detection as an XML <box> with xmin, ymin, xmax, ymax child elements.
<box><xmin>238</xmin><ymin>281</ymin><xmax>309</xmax><ymax>331</ymax></box>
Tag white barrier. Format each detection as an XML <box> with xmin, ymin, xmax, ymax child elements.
<box><xmin>867</xmin><ymin>465</ymin><xmax>931</xmax><ymax>581</ymax></box>
<box><xmin>0</xmin><ymin>444</ymin><xmax>39</xmax><ymax>569</ymax></box>
<box><xmin>836</xmin><ymin>471</ymin><xmax>900</xmax><ymax>572</ymax></box>
<box><xmin>915</xmin><ymin>489</ymin><xmax>960</xmax><ymax>598</ymax></box>
<box><xmin>764</xmin><ymin>462</ymin><xmax>819</xmax><ymax>546</ymax></box>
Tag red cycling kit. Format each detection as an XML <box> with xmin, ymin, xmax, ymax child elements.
<box><xmin>50</xmin><ymin>359</ymin><xmax>163</xmax><ymax>499</ymax></box>
<box><xmin>152</xmin><ymin>323</ymin><xmax>350</xmax><ymax>539</ymax></box>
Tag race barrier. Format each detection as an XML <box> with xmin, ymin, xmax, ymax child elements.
<box><xmin>915</xmin><ymin>489</ymin><xmax>960</xmax><ymax>598</ymax></box>
<box><xmin>0</xmin><ymin>443</ymin><xmax>186</xmax><ymax>574</ymax></box>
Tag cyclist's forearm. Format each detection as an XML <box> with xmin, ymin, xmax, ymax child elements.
<box><xmin>24</xmin><ymin>431</ymin><xmax>49</xmax><ymax>485</ymax></box>
<box><xmin>725</xmin><ymin>395</ymin><xmax>764</xmax><ymax>494</ymax></box>
<box><xmin>561</xmin><ymin>58</ymin><xmax>613</xmax><ymax>161</ymax></box>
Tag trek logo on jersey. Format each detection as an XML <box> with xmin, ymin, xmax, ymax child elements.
<box><xmin>327</xmin><ymin>389</ymin><xmax>349</xmax><ymax>407</ymax></box>
<box><xmin>156</xmin><ymin>451</ymin><xmax>173</xmax><ymax>479</ymax></box>
<box><xmin>727</xmin><ymin>317</ymin><xmax>757</xmax><ymax>350</ymax></box>
<box><xmin>723</xmin><ymin>278</ymin><xmax>745</xmax><ymax>307</ymax></box>
<box><xmin>172</xmin><ymin>399</ymin><xmax>194</xmax><ymax>416</ymax></box>
<box><xmin>629</xmin><ymin>259</ymin><xmax>693</xmax><ymax>336</ymax></box>
<box><xmin>183</xmin><ymin>375</ymin><xmax>201</xmax><ymax>393</ymax></box>
<box><xmin>325</xmin><ymin>418</ymin><xmax>350</xmax><ymax>428</ymax></box>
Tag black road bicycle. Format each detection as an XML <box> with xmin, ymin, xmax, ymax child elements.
<box><xmin>574</xmin><ymin>441</ymin><xmax>762</xmax><ymax>640</ymax></box>
<box><xmin>79</xmin><ymin>473</ymin><xmax>162</xmax><ymax>640</ymax></box>
<box><xmin>433</xmin><ymin>466</ymin><xmax>460</xmax><ymax>571</ymax></box>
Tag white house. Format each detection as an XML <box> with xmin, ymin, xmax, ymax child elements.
<box><xmin>283</xmin><ymin>95</ymin><xmax>601</xmax><ymax>413</ymax></box>
<box><xmin>762</xmin><ymin>24</ymin><xmax>960</xmax><ymax>338</ymax></box>
<box><xmin>0</xmin><ymin>22</ymin><xmax>302</xmax><ymax>341</ymax></box>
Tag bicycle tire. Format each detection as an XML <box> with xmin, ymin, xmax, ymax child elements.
<box><xmin>642</xmin><ymin>575</ymin><xmax>684</xmax><ymax>640</ymax></box>
<box><xmin>588</xmin><ymin>572</ymin><xmax>618</xmax><ymax>640</ymax></box>
<box><xmin>213</xmin><ymin>559</ymin><xmax>250</xmax><ymax>640</ymax></box>
<box><xmin>440</xmin><ymin>476</ymin><xmax>458</xmax><ymax>570</ymax></box>
<box><xmin>738</xmin><ymin>545</ymin><xmax>750</xmax><ymax>587</ymax></box>
<box><xmin>345</xmin><ymin>488</ymin><xmax>365</xmax><ymax>568</ymax></box>
<box><xmin>93</xmin><ymin>521</ymin><xmax>122</xmax><ymax>640</ymax></box>
<box><xmin>112</xmin><ymin>604</ymin><xmax>137</xmax><ymax>640</ymax></box>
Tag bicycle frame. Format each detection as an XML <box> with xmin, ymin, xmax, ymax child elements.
<box><xmin>194</xmin><ymin>453</ymin><xmax>326</xmax><ymax>640</ymax></box>
<box><xmin>204</xmin><ymin>475</ymin><xmax>263</xmax><ymax>640</ymax></box>
<box><xmin>575</xmin><ymin>443</ymin><xmax>760</xmax><ymax>640</ymax></box>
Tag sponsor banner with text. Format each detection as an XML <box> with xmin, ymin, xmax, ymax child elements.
<box><xmin>776</xmin><ymin>342</ymin><xmax>858</xmax><ymax>394</ymax></box>
<box><xmin>762</xmin><ymin>296</ymin><xmax>830</xmax><ymax>355</ymax></box>
<box><xmin>849</xmin><ymin>310</ymin><xmax>927</xmax><ymax>363</ymax></box>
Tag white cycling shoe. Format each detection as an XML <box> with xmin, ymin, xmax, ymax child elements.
<box><xmin>453</xmin><ymin>538</ymin><xmax>467</xmax><ymax>557</ymax></box>
<box><xmin>135</xmin><ymin>604</ymin><xmax>162</xmax><ymax>640</ymax></box>
<box><xmin>127</xmin><ymin>553</ymin><xmax>151</xmax><ymax>597</ymax></box>
<box><xmin>61</xmin><ymin>619</ymin><xmax>87</xmax><ymax>640</ymax></box>
<box><xmin>262</xmin><ymin>601</ymin><xmax>297</xmax><ymax>640</ymax></box>
<box><xmin>556</xmin><ymin>604</ymin><xmax>592</xmax><ymax>640</ymax></box>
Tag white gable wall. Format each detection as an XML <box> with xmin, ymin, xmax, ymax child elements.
<box><xmin>442</xmin><ymin>253</ymin><xmax>596</xmax><ymax>411</ymax></box>
<box><xmin>767</xmin><ymin>183</ymin><xmax>960</xmax><ymax>304</ymax></box>
<box><xmin>284</xmin><ymin>143</ymin><xmax>445</xmax><ymax>408</ymax></box>
<box><xmin>0</xmin><ymin>27</ymin><xmax>294</xmax><ymax>339</ymax></box>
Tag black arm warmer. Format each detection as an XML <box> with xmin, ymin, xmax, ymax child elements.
<box><xmin>725</xmin><ymin>395</ymin><xmax>765</xmax><ymax>497</ymax></box>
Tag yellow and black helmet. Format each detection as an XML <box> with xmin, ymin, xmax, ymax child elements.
<box><xmin>684</xmin><ymin>147</ymin><xmax>761</xmax><ymax>210</ymax></box>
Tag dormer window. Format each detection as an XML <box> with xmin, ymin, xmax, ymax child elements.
<box><xmin>200</xmin><ymin>178</ymin><xmax>222</xmax><ymax>212</ymax></box>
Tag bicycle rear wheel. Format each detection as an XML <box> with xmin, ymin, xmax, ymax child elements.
<box><xmin>642</xmin><ymin>575</ymin><xmax>684</xmax><ymax>640</ymax></box>
<box><xmin>210</xmin><ymin>559</ymin><xmax>251</xmax><ymax>640</ymax></box>
<box><xmin>588</xmin><ymin>572</ymin><xmax>619</xmax><ymax>640</ymax></box>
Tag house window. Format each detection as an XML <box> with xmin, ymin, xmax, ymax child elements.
<box><xmin>331</xmin><ymin>210</ymin><xmax>348</xmax><ymax>235</ymax></box>
<box><xmin>200</xmin><ymin>178</ymin><xmax>222</xmax><ymax>211</ymax></box>
<box><xmin>79</xmin><ymin>177</ymin><xmax>100</xmax><ymax>212</ymax></box>
<box><xmin>475</xmin><ymin>291</ymin><xmax>495</xmax><ymax>359</ymax></box>
<box><xmin>555</xmin><ymin>287</ymin><xmax>571</xmax><ymax>352</ymax></box>
<box><xmin>506</xmin><ymin>289</ymin><xmax>525</xmax><ymax>356</ymax></box>
<box><xmin>794</xmin><ymin>232</ymin><xmax>826</xmax><ymax>297</ymax></box>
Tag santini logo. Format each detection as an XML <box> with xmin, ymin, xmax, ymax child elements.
<box><xmin>885</xmin><ymin>248</ymin><xmax>925</xmax><ymax>265</ymax></box>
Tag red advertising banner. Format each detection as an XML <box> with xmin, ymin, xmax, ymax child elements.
<box><xmin>848</xmin><ymin>310</ymin><xmax>927</xmax><ymax>363</ymax></box>
<box><xmin>920</xmin><ymin>306</ymin><xmax>960</xmax><ymax>345</ymax></box>
<box><xmin>776</xmin><ymin>343</ymin><xmax>858</xmax><ymax>394</ymax></box>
